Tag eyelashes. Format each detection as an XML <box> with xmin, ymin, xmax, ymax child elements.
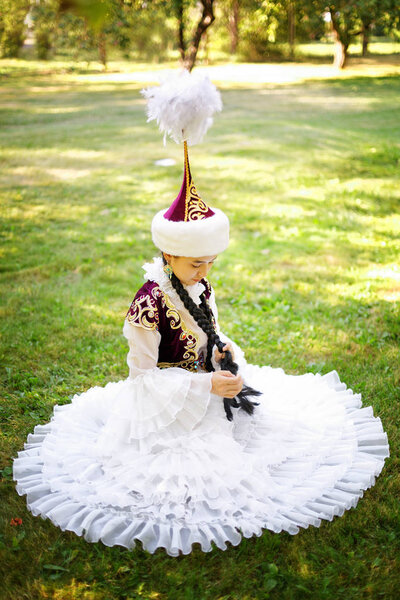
<box><xmin>192</xmin><ymin>261</ymin><xmax>215</xmax><ymax>268</ymax></box>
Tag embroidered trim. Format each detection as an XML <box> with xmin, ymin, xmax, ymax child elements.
<box><xmin>161</xmin><ymin>288</ymin><xmax>200</xmax><ymax>367</ymax></box>
<box><xmin>183</xmin><ymin>141</ymin><xmax>209</xmax><ymax>222</ymax></box>
<box><xmin>158</xmin><ymin>360</ymin><xmax>199</xmax><ymax>372</ymax></box>
<box><xmin>127</xmin><ymin>293</ymin><xmax>159</xmax><ymax>331</ymax></box>
<box><xmin>158</xmin><ymin>351</ymin><xmax>205</xmax><ymax>372</ymax></box>
<box><xmin>135</xmin><ymin>259</ymin><xmax>215</xmax><ymax>372</ymax></box>
<box><xmin>129</xmin><ymin>282</ymin><xmax>201</xmax><ymax>370</ymax></box>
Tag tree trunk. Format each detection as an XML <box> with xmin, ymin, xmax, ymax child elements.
<box><xmin>182</xmin><ymin>0</ymin><xmax>215</xmax><ymax>72</ymax></box>
<box><xmin>98</xmin><ymin>29</ymin><xmax>107</xmax><ymax>69</ymax></box>
<box><xmin>176</xmin><ymin>0</ymin><xmax>186</xmax><ymax>62</ymax></box>
<box><xmin>333</xmin><ymin>38</ymin><xmax>347</xmax><ymax>68</ymax></box>
<box><xmin>288</xmin><ymin>1</ymin><xmax>295</xmax><ymax>59</ymax></box>
<box><xmin>228</xmin><ymin>0</ymin><xmax>239</xmax><ymax>55</ymax></box>
<box><xmin>202</xmin><ymin>30</ymin><xmax>209</xmax><ymax>64</ymax></box>
<box><xmin>362</xmin><ymin>22</ymin><xmax>370</xmax><ymax>56</ymax></box>
<box><xmin>330</xmin><ymin>10</ymin><xmax>347</xmax><ymax>69</ymax></box>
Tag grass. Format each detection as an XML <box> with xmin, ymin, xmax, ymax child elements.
<box><xmin>297</xmin><ymin>38</ymin><xmax>400</xmax><ymax>58</ymax></box>
<box><xmin>0</xmin><ymin>57</ymin><xmax>399</xmax><ymax>599</ymax></box>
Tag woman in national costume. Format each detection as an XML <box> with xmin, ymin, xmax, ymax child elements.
<box><xmin>12</xmin><ymin>72</ymin><xmax>389</xmax><ymax>557</ymax></box>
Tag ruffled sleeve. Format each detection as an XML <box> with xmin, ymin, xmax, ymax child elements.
<box><xmin>120</xmin><ymin>319</ymin><xmax>213</xmax><ymax>441</ymax></box>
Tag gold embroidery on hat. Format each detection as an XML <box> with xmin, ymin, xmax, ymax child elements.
<box><xmin>183</xmin><ymin>141</ymin><xmax>209</xmax><ymax>222</ymax></box>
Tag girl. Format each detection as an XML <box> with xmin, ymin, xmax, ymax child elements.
<box><xmin>13</xmin><ymin>72</ymin><xmax>389</xmax><ymax>557</ymax></box>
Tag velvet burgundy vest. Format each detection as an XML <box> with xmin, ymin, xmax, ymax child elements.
<box><xmin>126</xmin><ymin>279</ymin><xmax>213</xmax><ymax>372</ymax></box>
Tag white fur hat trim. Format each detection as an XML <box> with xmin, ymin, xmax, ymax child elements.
<box><xmin>152</xmin><ymin>208</ymin><xmax>229</xmax><ymax>257</ymax></box>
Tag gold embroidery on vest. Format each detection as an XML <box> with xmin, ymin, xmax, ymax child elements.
<box><xmin>129</xmin><ymin>284</ymin><xmax>201</xmax><ymax>370</ymax></box>
<box><xmin>161</xmin><ymin>289</ymin><xmax>200</xmax><ymax>367</ymax></box>
<box><xmin>157</xmin><ymin>359</ymin><xmax>199</xmax><ymax>372</ymax></box>
<box><xmin>127</xmin><ymin>294</ymin><xmax>159</xmax><ymax>331</ymax></box>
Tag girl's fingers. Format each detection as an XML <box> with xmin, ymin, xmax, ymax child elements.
<box><xmin>221</xmin><ymin>344</ymin><xmax>235</xmax><ymax>360</ymax></box>
<box><xmin>226</xmin><ymin>380</ymin><xmax>243</xmax><ymax>392</ymax></box>
<box><xmin>219</xmin><ymin>370</ymin><xmax>235</xmax><ymax>378</ymax></box>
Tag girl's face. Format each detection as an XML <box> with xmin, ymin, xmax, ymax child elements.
<box><xmin>163</xmin><ymin>253</ymin><xmax>218</xmax><ymax>286</ymax></box>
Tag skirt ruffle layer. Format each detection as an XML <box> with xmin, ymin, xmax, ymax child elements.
<box><xmin>13</xmin><ymin>367</ymin><xmax>389</xmax><ymax>556</ymax></box>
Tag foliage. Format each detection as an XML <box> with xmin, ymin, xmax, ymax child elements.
<box><xmin>102</xmin><ymin>0</ymin><xmax>132</xmax><ymax>55</ymax></box>
<box><xmin>372</xmin><ymin>0</ymin><xmax>400</xmax><ymax>39</ymax></box>
<box><xmin>237</xmin><ymin>0</ymin><xmax>285</xmax><ymax>61</ymax></box>
<box><xmin>54</xmin><ymin>11</ymin><xmax>97</xmax><ymax>60</ymax></box>
<box><xmin>294</xmin><ymin>3</ymin><xmax>326</xmax><ymax>42</ymax></box>
<box><xmin>208</xmin><ymin>0</ymin><xmax>326</xmax><ymax>59</ymax></box>
<box><xmin>301</xmin><ymin>0</ymin><xmax>399</xmax><ymax>65</ymax></box>
<box><xmin>119</xmin><ymin>1</ymin><xmax>176</xmax><ymax>61</ymax></box>
<box><xmin>31</xmin><ymin>0</ymin><xmax>60</xmax><ymax>60</ymax></box>
<box><xmin>213</xmin><ymin>0</ymin><xmax>400</xmax><ymax>65</ymax></box>
<box><xmin>59</xmin><ymin>0</ymin><xmax>111</xmax><ymax>31</ymax></box>
<box><xmin>55</xmin><ymin>0</ymin><xmax>176</xmax><ymax>62</ymax></box>
<box><xmin>0</xmin><ymin>0</ymin><xmax>30</xmax><ymax>58</ymax></box>
<box><xmin>141</xmin><ymin>0</ymin><xmax>217</xmax><ymax>70</ymax></box>
<box><xmin>5</xmin><ymin>0</ymin><xmax>398</xmax><ymax>66</ymax></box>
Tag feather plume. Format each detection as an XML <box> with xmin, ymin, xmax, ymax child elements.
<box><xmin>141</xmin><ymin>70</ymin><xmax>222</xmax><ymax>146</ymax></box>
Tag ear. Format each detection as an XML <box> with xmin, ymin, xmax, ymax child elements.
<box><xmin>163</xmin><ymin>253</ymin><xmax>172</xmax><ymax>264</ymax></box>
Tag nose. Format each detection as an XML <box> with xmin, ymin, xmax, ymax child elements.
<box><xmin>198</xmin><ymin>264</ymin><xmax>208</xmax><ymax>278</ymax></box>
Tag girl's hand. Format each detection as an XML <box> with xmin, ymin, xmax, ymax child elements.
<box><xmin>211</xmin><ymin>371</ymin><xmax>243</xmax><ymax>398</ymax></box>
<box><xmin>214</xmin><ymin>343</ymin><xmax>235</xmax><ymax>363</ymax></box>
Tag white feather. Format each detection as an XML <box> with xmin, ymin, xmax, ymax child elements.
<box><xmin>141</xmin><ymin>69</ymin><xmax>222</xmax><ymax>146</ymax></box>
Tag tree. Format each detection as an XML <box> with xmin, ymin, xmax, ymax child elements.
<box><xmin>301</xmin><ymin>1</ymin><xmax>360</xmax><ymax>68</ymax></box>
<box><xmin>0</xmin><ymin>0</ymin><xmax>30</xmax><ymax>58</ymax></box>
<box><xmin>59</xmin><ymin>0</ymin><xmax>112</xmax><ymax>66</ymax></box>
<box><xmin>382</xmin><ymin>0</ymin><xmax>400</xmax><ymax>38</ymax></box>
<box><xmin>354</xmin><ymin>0</ymin><xmax>394</xmax><ymax>56</ymax></box>
<box><xmin>286</xmin><ymin>0</ymin><xmax>295</xmax><ymax>58</ymax></box>
<box><xmin>171</xmin><ymin>0</ymin><xmax>216</xmax><ymax>71</ymax></box>
<box><xmin>31</xmin><ymin>0</ymin><xmax>60</xmax><ymax>60</ymax></box>
<box><xmin>328</xmin><ymin>2</ymin><xmax>360</xmax><ymax>67</ymax></box>
<box><xmin>227</xmin><ymin>0</ymin><xmax>240</xmax><ymax>54</ymax></box>
<box><xmin>215</xmin><ymin>0</ymin><xmax>247</xmax><ymax>57</ymax></box>
<box><xmin>216</xmin><ymin>0</ymin><xmax>325</xmax><ymax>60</ymax></box>
<box><xmin>303</xmin><ymin>0</ymin><xmax>399</xmax><ymax>67</ymax></box>
<box><xmin>233</xmin><ymin>0</ymin><xmax>287</xmax><ymax>61</ymax></box>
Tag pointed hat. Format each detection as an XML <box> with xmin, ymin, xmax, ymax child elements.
<box><xmin>142</xmin><ymin>70</ymin><xmax>229</xmax><ymax>257</ymax></box>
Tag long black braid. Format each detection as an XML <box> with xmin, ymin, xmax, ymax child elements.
<box><xmin>162</xmin><ymin>256</ymin><xmax>261</xmax><ymax>421</ymax></box>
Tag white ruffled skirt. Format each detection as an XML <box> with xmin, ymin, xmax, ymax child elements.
<box><xmin>12</xmin><ymin>364</ymin><xmax>389</xmax><ymax>557</ymax></box>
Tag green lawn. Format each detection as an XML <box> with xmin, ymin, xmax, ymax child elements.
<box><xmin>0</xmin><ymin>59</ymin><xmax>399</xmax><ymax>600</ymax></box>
<box><xmin>298</xmin><ymin>38</ymin><xmax>400</xmax><ymax>58</ymax></box>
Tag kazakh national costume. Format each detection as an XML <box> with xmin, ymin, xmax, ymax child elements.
<box><xmin>12</xmin><ymin>71</ymin><xmax>389</xmax><ymax>557</ymax></box>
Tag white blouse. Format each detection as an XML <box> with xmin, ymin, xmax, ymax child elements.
<box><xmin>118</xmin><ymin>256</ymin><xmax>246</xmax><ymax>441</ymax></box>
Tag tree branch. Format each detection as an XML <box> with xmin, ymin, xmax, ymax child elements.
<box><xmin>183</xmin><ymin>0</ymin><xmax>215</xmax><ymax>71</ymax></box>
